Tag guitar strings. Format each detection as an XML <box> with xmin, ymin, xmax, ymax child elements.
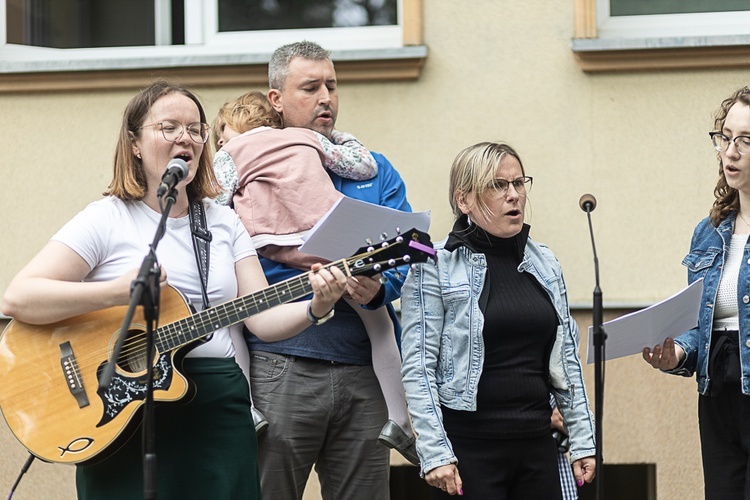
<box><xmin>72</xmin><ymin>259</ymin><xmax>354</xmax><ymax>372</ymax></box>
<box><xmin>74</xmin><ymin>244</ymin><xmax>406</xmax><ymax>377</ymax></box>
<box><xmin>88</xmin><ymin>274</ymin><xmax>318</xmax><ymax>368</ymax></box>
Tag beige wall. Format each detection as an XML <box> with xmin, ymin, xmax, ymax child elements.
<box><xmin>1</xmin><ymin>0</ymin><xmax>742</xmax><ymax>498</ymax></box>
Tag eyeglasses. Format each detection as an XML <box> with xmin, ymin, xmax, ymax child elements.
<box><xmin>487</xmin><ymin>176</ymin><xmax>533</xmax><ymax>197</ymax></box>
<box><xmin>709</xmin><ymin>132</ymin><xmax>750</xmax><ymax>156</ymax></box>
<box><xmin>139</xmin><ymin>120</ymin><xmax>210</xmax><ymax>144</ymax></box>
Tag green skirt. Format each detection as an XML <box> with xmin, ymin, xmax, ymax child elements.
<box><xmin>76</xmin><ymin>357</ymin><xmax>261</xmax><ymax>500</ymax></box>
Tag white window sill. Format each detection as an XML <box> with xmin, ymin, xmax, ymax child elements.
<box><xmin>571</xmin><ymin>34</ymin><xmax>750</xmax><ymax>72</ymax></box>
<box><xmin>0</xmin><ymin>45</ymin><xmax>428</xmax><ymax>92</ymax></box>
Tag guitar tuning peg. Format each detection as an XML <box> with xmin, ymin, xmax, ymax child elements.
<box><xmin>396</xmin><ymin>227</ymin><xmax>401</xmax><ymax>235</ymax></box>
<box><xmin>365</xmin><ymin>238</ymin><xmax>373</xmax><ymax>245</ymax></box>
<box><xmin>394</xmin><ymin>271</ymin><xmax>402</xmax><ymax>280</ymax></box>
<box><xmin>380</xmin><ymin>232</ymin><xmax>388</xmax><ymax>241</ymax></box>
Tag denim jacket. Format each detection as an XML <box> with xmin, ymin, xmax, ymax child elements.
<box><xmin>400</xmin><ymin>232</ymin><xmax>596</xmax><ymax>476</ymax></box>
<box><xmin>671</xmin><ymin>213</ymin><xmax>750</xmax><ymax>395</ymax></box>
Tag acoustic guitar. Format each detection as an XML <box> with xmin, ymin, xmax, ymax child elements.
<box><xmin>0</xmin><ymin>228</ymin><xmax>434</xmax><ymax>465</ymax></box>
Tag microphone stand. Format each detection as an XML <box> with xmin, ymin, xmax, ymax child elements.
<box><xmin>99</xmin><ymin>187</ymin><xmax>178</xmax><ymax>500</ymax></box>
<box><xmin>583</xmin><ymin>202</ymin><xmax>606</xmax><ymax>500</ymax></box>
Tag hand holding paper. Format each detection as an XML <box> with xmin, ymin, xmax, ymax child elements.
<box><xmin>585</xmin><ymin>279</ymin><xmax>703</xmax><ymax>364</ymax></box>
<box><xmin>641</xmin><ymin>336</ymin><xmax>685</xmax><ymax>371</ymax></box>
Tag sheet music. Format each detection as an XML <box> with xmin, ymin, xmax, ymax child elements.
<box><xmin>585</xmin><ymin>278</ymin><xmax>703</xmax><ymax>364</ymax></box>
<box><xmin>299</xmin><ymin>196</ymin><xmax>431</xmax><ymax>261</ymax></box>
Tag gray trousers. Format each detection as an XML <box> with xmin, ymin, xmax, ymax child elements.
<box><xmin>250</xmin><ymin>351</ymin><xmax>390</xmax><ymax>500</ymax></box>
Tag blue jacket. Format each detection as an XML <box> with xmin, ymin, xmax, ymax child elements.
<box><xmin>247</xmin><ymin>152</ymin><xmax>411</xmax><ymax>362</ymax></box>
<box><xmin>400</xmin><ymin>230</ymin><xmax>596</xmax><ymax>475</ymax></box>
<box><xmin>671</xmin><ymin>213</ymin><xmax>750</xmax><ymax>395</ymax></box>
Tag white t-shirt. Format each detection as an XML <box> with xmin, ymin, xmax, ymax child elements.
<box><xmin>52</xmin><ymin>197</ymin><xmax>256</xmax><ymax>358</ymax></box>
<box><xmin>714</xmin><ymin>233</ymin><xmax>749</xmax><ymax>332</ymax></box>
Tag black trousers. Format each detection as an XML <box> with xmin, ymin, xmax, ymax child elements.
<box><xmin>699</xmin><ymin>330</ymin><xmax>750</xmax><ymax>499</ymax></box>
<box><xmin>430</xmin><ymin>433</ymin><xmax>562</xmax><ymax>500</ymax></box>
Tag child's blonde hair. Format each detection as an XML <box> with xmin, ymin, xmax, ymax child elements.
<box><xmin>212</xmin><ymin>91</ymin><xmax>283</xmax><ymax>149</ymax></box>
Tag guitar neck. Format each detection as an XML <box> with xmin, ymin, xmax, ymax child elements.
<box><xmin>155</xmin><ymin>259</ymin><xmax>350</xmax><ymax>353</ymax></box>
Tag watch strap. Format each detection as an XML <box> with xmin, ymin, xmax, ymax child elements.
<box><xmin>307</xmin><ymin>303</ymin><xmax>335</xmax><ymax>325</ymax></box>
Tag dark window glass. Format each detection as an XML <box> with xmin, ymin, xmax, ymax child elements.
<box><xmin>171</xmin><ymin>0</ymin><xmax>185</xmax><ymax>45</ymax></box>
<box><xmin>611</xmin><ymin>0</ymin><xmax>750</xmax><ymax>17</ymax></box>
<box><xmin>218</xmin><ymin>0</ymin><xmax>398</xmax><ymax>33</ymax></box>
<box><xmin>6</xmin><ymin>0</ymin><xmax>156</xmax><ymax>48</ymax></box>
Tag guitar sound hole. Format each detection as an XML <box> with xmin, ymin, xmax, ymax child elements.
<box><xmin>116</xmin><ymin>328</ymin><xmax>151</xmax><ymax>374</ymax></box>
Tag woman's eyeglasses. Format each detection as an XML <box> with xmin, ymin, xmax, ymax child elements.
<box><xmin>139</xmin><ymin>120</ymin><xmax>210</xmax><ymax>144</ymax></box>
<box><xmin>487</xmin><ymin>176</ymin><xmax>533</xmax><ymax>197</ymax></box>
<box><xmin>709</xmin><ymin>131</ymin><xmax>750</xmax><ymax>156</ymax></box>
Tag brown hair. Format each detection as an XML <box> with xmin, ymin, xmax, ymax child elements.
<box><xmin>211</xmin><ymin>91</ymin><xmax>282</xmax><ymax>149</ymax></box>
<box><xmin>709</xmin><ymin>86</ymin><xmax>750</xmax><ymax>226</ymax></box>
<box><xmin>104</xmin><ymin>80</ymin><xmax>221</xmax><ymax>201</ymax></box>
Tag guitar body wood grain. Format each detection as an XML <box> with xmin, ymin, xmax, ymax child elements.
<box><xmin>0</xmin><ymin>286</ymin><xmax>193</xmax><ymax>464</ymax></box>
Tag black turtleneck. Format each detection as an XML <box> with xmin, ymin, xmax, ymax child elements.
<box><xmin>442</xmin><ymin>217</ymin><xmax>559</xmax><ymax>440</ymax></box>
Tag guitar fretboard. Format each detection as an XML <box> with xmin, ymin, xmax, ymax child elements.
<box><xmin>154</xmin><ymin>259</ymin><xmax>350</xmax><ymax>352</ymax></box>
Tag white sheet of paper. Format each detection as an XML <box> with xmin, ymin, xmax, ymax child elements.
<box><xmin>585</xmin><ymin>278</ymin><xmax>703</xmax><ymax>364</ymax></box>
<box><xmin>299</xmin><ymin>196</ymin><xmax>431</xmax><ymax>261</ymax></box>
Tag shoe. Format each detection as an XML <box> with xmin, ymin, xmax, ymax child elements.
<box><xmin>251</xmin><ymin>406</ymin><xmax>269</xmax><ymax>436</ymax></box>
<box><xmin>378</xmin><ymin>420</ymin><xmax>419</xmax><ymax>466</ymax></box>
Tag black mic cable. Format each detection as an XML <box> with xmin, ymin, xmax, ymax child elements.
<box><xmin>7</xmin><ymin>454</ymin><xmax>35</xmax><ymax>500</ymax></box>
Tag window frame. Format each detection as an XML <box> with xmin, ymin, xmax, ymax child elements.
<box><xmin>572</xmin><ymin>0</ymin><xmax>750</xmax><ymax>72</ymax></box>
<box><xmin>187</xmin><ymin>1</ymin><xmax>404</xmax><ymax>51</ymax></box>
<box><xmin>596</xmin><ymin>0</ymin><xmax>750</xmax><ymax>39</ymax></box>
<box><xmin>0</xmin><ymin>0</ymin><xmax>426</xmax><ymax>92</ymax></box>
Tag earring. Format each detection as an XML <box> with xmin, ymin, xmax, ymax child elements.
<box><xmin>136</xmin><ymin>153</ymin><xmax>142</xmax><ymax>159</ymax></box>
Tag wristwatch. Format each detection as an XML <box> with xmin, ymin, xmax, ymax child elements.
<box><xmin>307</xmin><ymin>303</ymin><xmax>335</xmax><ymax>325</ymax></box>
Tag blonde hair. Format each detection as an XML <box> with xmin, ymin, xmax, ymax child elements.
<box><xmin>448</xmin><ymin>142</ymin><xmax>526</xmax><ymax>221</ymax></box>
<box><xmin>105</xmin><ymin>80</ymin><xmax>221</xmax><ymax>201</ymax></box>
<box><xmin>212</xmin><ymin>91</ymin><xmax>282</xmax><ymax>149</ymax></box>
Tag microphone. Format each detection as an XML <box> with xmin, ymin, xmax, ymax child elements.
<box><xmin>579</xmin><ymin>193</ymin><xmax>597</xmax><ymax>212</ymax></box>
<box><xmin>156</xmin><ymin>159</ymin><xmax>189</xmax><ymax>198</ymax></box>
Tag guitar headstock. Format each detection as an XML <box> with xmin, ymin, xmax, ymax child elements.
<box><xmin>346</xmin><ymin>228</ymin><xmax>435</xmax><ymax>277</ymax></box>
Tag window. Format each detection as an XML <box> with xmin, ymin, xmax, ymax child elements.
<box><xmin>596</xmin><ymin>0</ymin><xmax>750</xmax><ymax>39</ymax></box>
<box><xmin>217</xmin><ymin>1</ymin><xmax>397</xmax><ymax>32</ymax></box>
<box><xmin>0</xmin><ymin>0</ymin><xmax>426</xmax><ymax>91</ymax></box>
<box><xmin>189</xmin><ymin>0</ymin><xmax>403</xmax><ymax>53</ymax></box>
<box><xmin>572</xmin><ymin>0</ymin><xmax>750</xmax><ymax>72</ymax></box>
<box><xmin>3</xmin><ymin>0</ymin><xmax>405</xmax><ymax>56</ymax></box>
<box><xmin>5</xmin><ymin>0</ymin><xmax>166</xmax><ymax>48</ymax></box>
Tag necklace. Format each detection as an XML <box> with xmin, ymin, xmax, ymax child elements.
<box><xmin>738</xmin><ymin>211</ymin><xmax>750</xmax><ymax>228</ymax></box>
<box><xmin>171</xmin><ymin>206</ymin><xmax>189</xmax><ymax>218</ymax></box>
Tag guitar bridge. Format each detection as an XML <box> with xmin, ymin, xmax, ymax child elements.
<box><xmin>60</xmin><ymin>341</ymin><xmax>89</xmax><ymax>408</ymax></box>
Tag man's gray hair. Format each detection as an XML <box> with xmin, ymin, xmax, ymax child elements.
<box><xmin>268</xmin><ymin>40</ymin><xmax>333</xmax><ymax>91</ymax></box>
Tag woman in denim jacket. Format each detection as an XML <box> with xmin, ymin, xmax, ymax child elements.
<box><xmin>644</xmin><ymin>87</ymin><xmax>750</xmax><ymax>499</ymax></box>
<box><xmin>400</xmin><ymin>142</ymin><xmax>596</xmax><ymax>498</ymax></box>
